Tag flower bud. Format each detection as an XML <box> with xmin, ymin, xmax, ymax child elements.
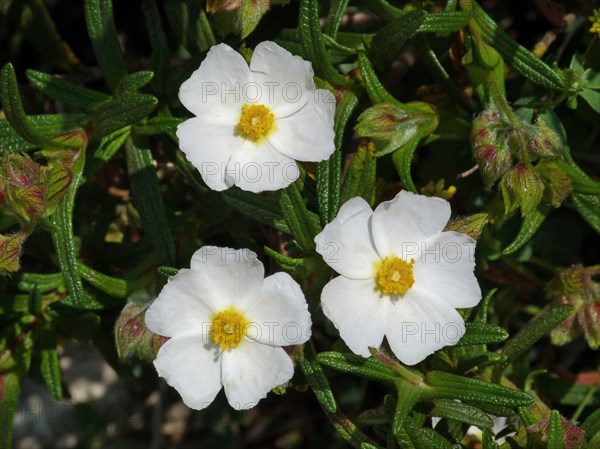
<box><xmin>528</xmin><ymin>415</ymin><xmax>585</xmax><ymax>449</ymax></box>
<box><xmin>0</xmin><ymin>154</ymin><xmax>46</xmax><ymax>226</ymax></box>
<box><xmin>471</xmin><ymin>110</ymin><xmax>512</xmax><ymax>186</ymax></box>
<box><xmin>500</xmin><ymin>164</ymin><xmax>545</xmax><ymax>216</ymax></box>
<box><xmin>528</xmin><ymin>119</ymin><xmax>561</xmax><ymax>159</ymax></box>
<box><xmin>0</xmin><ymin>233</ymin><xmax>24</xmax><ymax>274</ymax></box>
<box><xmin>536</xmin><ymin>160</ymin><xmax>573</xmax><ymax>207</ymax></box>
<box><xmin>549</xmin><ymin>265</ymin><xmax>600</xmax><ymax>349</ymax></box>
<box><xmin>115</xmin><ymin>291</ymin><xmax>168</xmax><ymax>362</ymax></box>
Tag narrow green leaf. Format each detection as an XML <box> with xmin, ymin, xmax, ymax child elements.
<box><xmin>143</xmin><ymin>0</ymin><xmax>170</xmax><ymax>96</ymax></box>
<box><xmin>1</xmin><ymin>64</ymin><xmax>62</xmax><ymax>148</ymax></box>
<box><xmin>357</xmin><ymin>51</ymin><xmax>402</xmax><ymax>106</ymax></box>
<box><xmin>324</xmin><ymin>0</ymin><xmax>349</xmax><ymax>38</ymax></box>
<box><xmin>84</xmin><ymin>0</ymin><xmax>126</xmax><ymax>91</ymax></box>
<box><xmin>580</xmin><ymin>88</ymin><xmax>600</xmax><ymax>114</ymax></box>
<box><xmin>222</xmin><ymin>189</ymin><xmax>290</xmax><ymax>234</ymax></box>
<box><xmin>502</xmin><ymin>204</ymin><xmax>551</xmax><ymax>255</ymax></box>
<box><xmin>116</xmin><ymin>70</ymin><xmax>154</xmax><ymax>95</ymax></box>
<box><xmin>125</xmin><ymin>138</ymin><xmax>176</xmax><ymax>266</ymax></box>
<box><xmin>430</xmin><ymin>399</ymin><xmax>494</xmax><ymax>429</ymax></box>
<box><xmin>298</xmin><ymin>342</ymin><xmax>337</xmax><ymax>413</ymax></box>
<box><xmin>370</xmin><ymin>10</ymin><xmax>425</xmax><ymax>65</ymax></box>
<box><xmin>299</xmin><ymin>0</ymin><xmax>352</xmax><ymax>86</ymax></box>
<box><xmin>263</xmin><ymin>246</ymin><xmax>304</xmax><ymax>270</ymax></box>
<box><xmin>581</xmin><ymin>406</ymin><xmax>600</xmax><ymax>441</ymax></box>
<box><xmin>92</xmin><ymin>93</ymin><xmax>158</xmax><ymax>137</ymax></box>
<box><xmin>426</xmin><ymin>371</ymin><xmax>533</xmax><ymax>407</ymax></box>
<box><xmin>316</xmin><ymin>351</ymin><xmax>397</xmax><ymax>386</ymax></box>
<box><xmin>26</xmin><ymin>70</ymin><xmax>110</xmax><ymax>110</ymax></box>
<box><xmin>37</xmin><ymin>325</ymin><xmax>62</xmax><ymax>400</ymax></box>
<box><xmin>49</xmin><ymin>149</ymin><xmax>87</xmax><ymax>307</ymax></box>
<box><xmin>496</xmin><ymin>304</ymin><xmax>575</xmax><ymax>372</ymax></box>
<box><xmin>572</xmin><ymin>193</ymin><xmax>600</xmax><ymax>233</ymax></box>
<box><xmin>77</xmin><ymin>262</ymin><xmax>128</xmax><ymax>298</ymax></box>
<box><xmin>316</xmin><ymin>91</ymin><xmax>359</xmax><ymax>224</ymax></box>
<box><xmin>472</xmin><ymin>3</ymin><xmax>563</xmax><ymax>91</ymax></box>
<box><xmin>417</xmin><ymin>11</ymin><xmax>469</xmax><ymax>33</ymax></box>
<box><xmin>10</xmin><ymin>272</ymin><xmax>64</xmax><ymax>294</ymax></box>
<box><xmin>482</xmin><ymin>429</ymin><xmax>499</xmax><ymax>449</ymax></box>
<box><xmin>280</xmin><ymin>183</ymin><xmax>322</xmax><ymax>253</ymax></box>
<box><xmin>0</xmin><ymin>371</ymin><xmax>24</xmax><ymax>449</ymax></box>
<box><xmin>158</xmin><ymin>265</ymin><xmax>179</xmax><ymax>277</ymax></box>
<box><xmin>0</xmin><ymin>113</ymin><xmax>88</xmax><ymax>155</ymax></box>
<box><xmin>85</xmin><ymin>128</ymin><xmax>130</xmax><ymax>178</ymax></box>
<box><xmin>548</xmin><ymin>410</ymin><xmax>564</xmax><ymax>449</ymax></box>
<box><xmin>340</xmin><ymin>141</ymin><xmax>377</xmax><ymax>205</ymax></box>
<box><xmin>133</xmin><ymin>116</ymin><xmax>183</xmax><ymax>136</ymax></box>
<box><xmin>391</xmin><ymin>137</ymin><xmax>420</xmax><ymax>193</ymax></box>
<box><xmin>457</xmin><ymin>322</ymin><xmax>509</xmax><ymax>346</ymax></box>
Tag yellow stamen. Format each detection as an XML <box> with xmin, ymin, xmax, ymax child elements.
<box><xmin>237</xmin><ymin>104</ymin><xmax>275</xmax><ymax>142</ymax></box>
<box><xmin>211</xmin><ymin>307</ymin><xmax>249</xmax><ymax>350</ymax></box>
<box><xmin>374</xmin><ymin>256</ymin><xmax>415</xmax><ymax>296</ymax></box>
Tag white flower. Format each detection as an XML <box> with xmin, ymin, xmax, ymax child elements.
<box><xmin>314</xmin><ymin>191</ymin><xmax>482</xmax><ymax>365</ymax></box>
<box><xmin>145</xmin><ymin>246</ymin><xmax>312</xmax><ymax>410</ymax></box>
<box><xmin>176</xmin><ymin>41</ymin><xmax>336</xmax><ymax>193</ymax></box>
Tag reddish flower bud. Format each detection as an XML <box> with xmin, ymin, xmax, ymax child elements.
<box><xmin>500</xmin><ymin>164</ymin><xmax>545</xmax><ymax>216</ymax></box>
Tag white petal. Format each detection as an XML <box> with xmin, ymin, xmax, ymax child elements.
<box><xmin>413</xmin><ymin>231</ymin><xmax>481</xmax><ymax>309</ymax></box>
<box><xmin>385</xmin><ymin>287</ymin><xmax>465</xmax><ymax>365</ymax></box>
<box><xmin>188</xmin><ymin>246</ymin><xmax>265</xmax><ymax>312</ymax></box>
<box><xmin>176</xmin><ymin>116</ymin><xmax>243</xmax><ymax>191</ymax></box>
<box><xmin>372</xmin><ymin>191</ymin><xmax>451</xmax><ymax>257</ymax></box>
<box><xmin>221</xmin><ymin>341</ymin><xmax>293</xmax><ymax>410</ymax></box>
<box><xmin>145</xmin><ymin>269</ymin><xmax>216</xmax><ymax>338</ymax></box>
<box><xmin>268</xmin><ymin>93</ymin><xmax>336</xmax><ymax>162</ymax></box>
<box><xmin>154</xmin><ymin>333</ymin><xmax>222</xmax><ymax>410</ymax></box>
<box><xmin>245</xmin><ymin>272</ymin><xmax>311</xmax><ymax>346</ymax></box>
<box><xmin>227</xmin><ymin>139</ymin><xmax>298</xmax><ymax>192</ymax></box>
<box><xmin>321</xmin><ymin>276</ymin><xmax>387</xmax><ymax>357</ymax></box>
<box><xmin>250</xmin><ymin>41</ymin><xmax>316</xmax><ymax>90</ymax></box>
<box><xmin>314</xmin><ymin>197</ymin><xmax>381</xmax><ymax>279</ymax></box>
<box><xmin>179</xmin><ymin>43</ymin><xmax>250</xmax><ymax>117</ymax></box>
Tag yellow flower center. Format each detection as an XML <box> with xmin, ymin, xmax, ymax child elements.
<box><xmin>374</xmin><ymin>256</ymin><xmax>415</xmax><ymax>296</ymax></box>
<box><xmin>211</xmin><ymin>307</ymin><xmax>249</xmax><ymax>351</ymax></box>
<box><xmin>237</xmin><ymin>104</ymin><xmax>275</xmax><ymax>142</ymax></box>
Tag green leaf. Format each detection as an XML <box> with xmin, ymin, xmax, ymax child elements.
<box><xmin>357</xmin><ymin>51</ymin><xmax>402</xmax><ymax>106</ymax></box>
<box><xmin>391</xmin><ymin>138</ymin><xmax>420</xmax><ymax>193</ymax></box>
<box><xmin>84</xmin><ymin>0</ymin><xmax>126</xmax><ymax>92</ymax></box>
<box><xmin>581</xmin><ymin>406</ymin><xmax>600</xmax><ymax>441</ymax></box>
<box><xmin>445</xmin><ymin>213</ymin><xmax>489</xmax><ymax>240</ymax></box>
<box><xmin>456</xmin><ymin>322</ymin><xmax>509</xmax><ymax>346</ymax></box>
<box><xmin>116</xmin><ymin>70</ymin><xmax>155</xmax><ymax>95</ymax></box>
<box><xmin>572</xmin><ymin>193</ymin><xmax>600</xmax><ymax>233</ymax></box>
<box><xmin>340</xmin><ymin>140</ymin><xmax>377</xmax><ymax>205</ymax></box>
<box><xmin>299</xmin><ymin>0</ymin><xmax>352</xmax><ymax>86</ymax></box>
<box><xmin>92</xmin><ymin>93</ymin><xmax>158</xmax><ymax>137</ymax></box>
<box><xmin>324</xmin><ymin>0</ymin><xmax>349</xmax><ymax>38</ymax></box>
<box><xmin>1</xmin><ymin>63</ymin><xmax>71</xmax><ymax>148</ymax></box>
<box><xmin>143</xmin><ymin>0</ymin><xmax>170</xmax><ymax>96</ymax></box>
<box><xmin>430</xmin><ymin>399</ymin><xmax>494</xmax><ymax>430</ymax></box>
<box><xmin>49</xmin><ymin>147</ymin><xmax>87</xmax><ymax>308</ymax></box>
<box><xmin>316</xmin><ymin>351</ymin><xmax>397</xmax><ymax>386</ymax></box>
<box><xmin>298</xmin><ymin>342</ymin><xmax>337</xmax><ymax>413</ymax></box>
<box><xmin>222</xmin><ymin>188</ymin><xmax>290</xmax><ymax>233</ymax></box>
<box><xmin>158</xmin><ymin>265</ymin><xmax>179</xmax><ymax>277</ymax></box>
<box><xmin>548</xmin><ymin>410</ymin><xmax>564</xmax><ymax>449</ymax></box>
<box><xmin>417</xmin><ymin>11</ymin><xmax>469</xmax><ymax>34</ymax></box>
<box><xmin>20</xmin><ymin>0</ymin><xmax>81</xmax><ymax>71</ymax></box>
<box><xmin>26</xmin><ymin>70</ymin><xmax>110</xmax><ymax>110</ymax></box>
<box><xmin>471</xmin><ymin>3</ymin><xmax>563</xmax><ymax>91</ymax></box>
<box><xmin>280</xmin><ymin>183</ymin><xmax>322</xmax><ymax>253</ymax></box>
<box><xmin>426</xmin><ymin>371</ymin><xmax>533</xmax><ymax>407</ymax></box>
<box><xmin>316</xmin><ymin>91</ymin><xmax>359</xmax><ymax>224</ymax></box>
<box><xmin>77</xmin><ymin>262</ymin><xmax>129</xmax><ymax>298</ymax></box>
<box><xmin>85</xmin><ymin>128</ymin><xmax>130</xmax><ymax>178</ymax></box>
<box><xmin>37</xmin><ymin>325</ymin><xmax>62</xmax><ymax>400</ymax></box>
<box><xmin>263</xmin><ymin>246</ymin><xmax>304</xmax><ymax>270</ymax></box>
<box><xmin>236</xmin><ymin>0</ymin><xmax>269</xmax><ymax>38</ymax></box>
<box><xmin>502</xmin><ymin>204</ymin><xmax>551</xmax><ymax>255</ymax></box>
<box><xmin>125</xmin><ymin>138</ymin><xmax>176</xmax><ymax>266</ymax></box>
<box><xmin>0</xmin><ymin>233</ymin><xmax>24</xmax><ymax>274</ymax></box>
<box><xmin>0</xmin><ymin>114</ymin><xmax>88</xmax><ymax>155</ymax></box>
<box><xmin>580</xmin><ymin>88</ymin><xmax>600</xmax><ymax>114</ymax></box>
<box><xmin>133</xmin><ymin>116</ymin><xmax>183</xmax><ymax>136</ymax></box>
<box><xmin>0</xmin><ymin>371</ymin><xmax>25</xmax><ymax>449</ymax></box>
<box><xmin>495</xmin><ymin>304</ymin><xmax>575</xmax><ymax>374</ymax></box>
<box><xmin>370</xmin><ymin>10</ymin><xmax>425</xmax><ymax>65</ymax></box>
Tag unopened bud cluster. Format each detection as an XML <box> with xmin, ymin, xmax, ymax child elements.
<box><xmin>471</xmin><ymin>108</ymin><xmax>572</xmax><ymax>216</ymax></box>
